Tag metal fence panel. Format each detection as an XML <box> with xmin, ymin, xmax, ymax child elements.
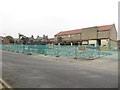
<box><xmin>0</xmin><ymin>44</ymin><xmax>116</xmax><ymax>60</ymax></box>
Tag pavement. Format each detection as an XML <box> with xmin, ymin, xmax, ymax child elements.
<box><xmin>1</xmin><ymin>50</ymin><xmax>118</xmax><ymax>88</ymax></box>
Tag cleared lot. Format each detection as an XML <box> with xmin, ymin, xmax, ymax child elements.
<box><xmin>2</xmin><ymin>50</ymin><xmax>118</xmax><ymax>88</ymax></box>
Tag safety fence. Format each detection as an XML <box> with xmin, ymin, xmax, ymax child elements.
<box><xmin>45</xmin><ymin>45</ymin><xmax>113</xmax><ymax>59</ymax></box>
<box><xmin>1</xmin><ymin>44</ymin><xmax>47</xmax><ymax>55</ymax></box>
<box><xmin>0</xmin><ymin>44</ymin><xmax>116</xmax><ymax>60</ymax></box>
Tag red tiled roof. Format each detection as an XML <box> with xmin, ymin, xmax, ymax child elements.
<box><xmin>56</xmin><ymin>29</ymin><xmax>82</xmax><ymax>36</ymax></box>
<box><xmin>97</xmin><ymin>24</ymin><xmax>113</xmax><ymax>31</ymax></box>
<box><xmin>56</xmin><ymin>24</ymin><xmax>113</xmax><ymax>36</ymax></box>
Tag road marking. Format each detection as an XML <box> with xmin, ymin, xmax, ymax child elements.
<box><xmin>0</xmin><ymin>79</ymin><xmax>13</xmax><ymax>90</ymax></box>
<box><xmin>0</xmin><ymin>83</ymin><xmax>3</xmax><ymax>89</ymax></box>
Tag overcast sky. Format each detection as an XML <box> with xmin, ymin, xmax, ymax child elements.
<box><xmin>0</xmin><ymin>0</ymin><xmax>119</xmax><ymax>39</ymax></box>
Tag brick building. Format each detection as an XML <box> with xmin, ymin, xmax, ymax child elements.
<box><xmin>0</xmin><ymin>36</ymin><xmax>10</xmax><ymax>44</ymax></box>
<box><xmin>54</xmin><ymin>24</ymin><xmax>117</xmax><ymax>47</ymax></box>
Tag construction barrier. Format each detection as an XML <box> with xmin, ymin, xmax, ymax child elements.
<box><xmin>45</xmin><ymin>45</ymin><xmax>113</xmax><ymax>60</ymax></box>
<box><xmin>1</xmin><ymin>44</ymin><xmax>47</xmax><ymax>55</ymax></box>
<box><xmin>0</xmin><ymin>44</ymin><xmax>116</xmax><ymax>60</ymax></box>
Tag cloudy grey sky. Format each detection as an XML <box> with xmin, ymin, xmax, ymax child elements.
<box><xmin>0</xmin><ymin>0</ymin><xmax>119</xmax><ymax>39</ymax></box>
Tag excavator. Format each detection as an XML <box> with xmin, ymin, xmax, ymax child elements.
<box><xmin>18</xmin><ymin>33</ymin><xmax>29</xmax><ymax>45</ymax></box>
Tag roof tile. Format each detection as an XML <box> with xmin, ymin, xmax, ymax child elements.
<box><xmin>56</xmin><ymin>29</ymin><xmax>82</xmax><ymax>36</ymax></box>
<box><xmin>56</xmin><ymin>24</ymin><xmax>113</xmax><ymax>36</ymax></box>
<box><xmin>97</xmin><ymin>24</ymin><xmax>113</xmax><ymax>31</ymax></box>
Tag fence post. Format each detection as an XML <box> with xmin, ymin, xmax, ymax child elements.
<box><xmin>74</xmin><ymin>47</ymin><xmax>78</xmax><ymax>59</ymax></box>
<box><xmin>44</xmin><ymin>44</ymin><xmax>47</xmax><ymax>55</ymax></box>
<box><xmin>56</xmin><ymin>45</ymin><xmax>60</xmax><ymax>57</ymax></box>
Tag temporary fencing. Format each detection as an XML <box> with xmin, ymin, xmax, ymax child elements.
<box><xmin>1</xmin><ymin>44</ymin><xmax>116</xmax><ymax>60</ymax></box>
<box><xmin>1</xmin><ymin>44</ymin><xmax>47</xmax><ymax>55</ymax></box>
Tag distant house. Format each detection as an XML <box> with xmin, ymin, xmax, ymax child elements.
<box><xmin>18</xmin><ymin>34</ymin><xmax>49</xmax><ymax>45</ymax></box>
<box><xmin>54</xmin><ymin>24</ymin><xmax>117</xmax><ymax>46</ymax></box>
<box><xmin>27</xmin><ymin>35</ymin><xmax>49</xmax><ymax>45</ymax></box>
<box><xmin>48</xmin><ymin>38</ymin><xmax>54</xmax><ymax>43</ymax></box>
<box><xmin>14</xmin><ymin>38</ymin><xmax>19</xmax><ymax>44</ymax></box>
<box><xmin>31</xmin><ymin>35</ymin><xmax>47</xmax><ymax>45</ymax></box>
<box><xmin>0</xmin><ymin>36</ymin><xmax>10</xmax><ymax>44</ymax></box>
<box><xmin>27</xmin><ymin>35</ymin><xmax>35</xmax><ymax>44</ymax></box>
<box><xmin>36</xmin><ymin>36</ymin><xmax>43</xmax><ymax>42</ymax></box>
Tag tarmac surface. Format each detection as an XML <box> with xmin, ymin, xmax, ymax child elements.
<box><xmin>2</xmin><ymin>50</ymin><xmax>118</xmax><ymax>88</ymax></box>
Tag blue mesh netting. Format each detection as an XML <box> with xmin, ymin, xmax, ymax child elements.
<box><xmin>1</xmin><ymin>44</ymin><xmax>117</xmax><ymax>60</ymax></box>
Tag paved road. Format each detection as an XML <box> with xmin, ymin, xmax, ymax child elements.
<box><xmin>2</xmin><ymin>50</ymin><xmax>118</xmax><ymax>88</ymax></box>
